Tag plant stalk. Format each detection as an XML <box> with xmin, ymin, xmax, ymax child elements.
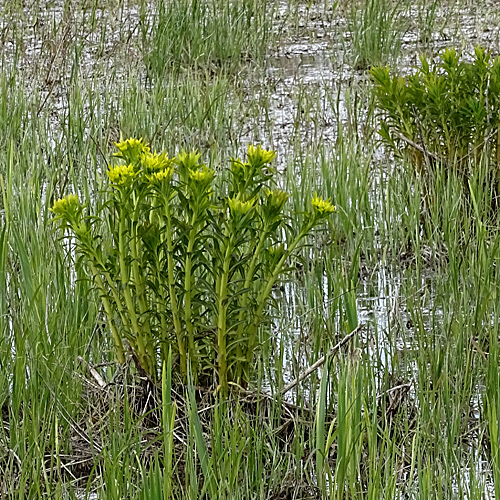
<box><xmin>217</xmin><ymin>233</ymin><xmax>235</xmax><ymax>396</ymax></box>
<box><xmin>245</xmin><ymin>226</ymin><xmax>311</xmax><ymax>371</ymax></box>
<box><xmin>164</xmin><ymin>201</ymin><xmax>187</xmax><ymax>380</ymax></box>
<box><xmin>184</xmin><ymin>225</ymin><xmax>199</xmax><ymax>381</ymax></box>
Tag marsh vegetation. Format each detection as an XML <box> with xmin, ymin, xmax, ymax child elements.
<box><xmin>2</xmin><ymin>0</ymin><xmax>500</xmax><ymax>498</ymax></box>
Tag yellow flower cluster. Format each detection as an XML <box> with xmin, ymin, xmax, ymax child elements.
<box><xmin>143</xmin><ymin>151</ymin><xmax>175</xmax><ymax>184</ymax></box>
<box><xmin>148</xmin><ymin>166</ymin><xmax>174</xmax><ymax>183</ymax></box>
<box><xmin>228</xmin><ymin>196</ymin><xmax>256</xmax><ymax>216</ymax></box>
<box><xmin>143</xmin><ymin>151</ymin><xmax>171</xmax><ymax>173</ymax></box>
<box><xmin>50</xmin><ymin>193</ymin><xmax>80</xmax><ymax>216</ymax></box>
<box><xmin>107</xmin><ymin>164</ymin><xmax>135</xmax><ymax>185</ymax></box>
<box><xmin>114</xmin><ymin>137</ymin><xmax>150</xmax><ymax>162</ymax></box>
<box><xmin>189</xmin><ymin>166</ymin><xmax>214</xmax><ymax>183</ymax></box>
<box><xmin>312</xmin><ymin>194</ymin><xmax>335</xmax><ymax>215</ymax></box>
<box><xmin>247</xmin><ymin>144</ymin><xmax>276</xmax><ymax>166</ymax></box>
<box><xmin>265</xmin><ymin>188</ymin><xmax>289</xmax><ymax>210</ymax></box>
<box><xmin>230</xmin><ymin>158</ymin><xmax>245</xmax><ymax>176</ymax></box>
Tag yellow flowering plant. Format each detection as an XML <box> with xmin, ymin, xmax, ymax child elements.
<box><xmin>52</xmin><ymin>138</ymin><xmax>335</xmax><ymax>395</ymax></box>
<box><xmin>312</xmin><ymin>193</ymin><xmax>336</xmax><ymax>216</ymax></box>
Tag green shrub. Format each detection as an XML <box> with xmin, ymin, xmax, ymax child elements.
<box><xmin>371</xmin><ymin>46</ymin><xmax>500</xmax><ymax>177</ymax></box>
<box><xmin>51</xmin><ymin>139</ymin><xmax>334</xmax><ymax>395</ymax></box>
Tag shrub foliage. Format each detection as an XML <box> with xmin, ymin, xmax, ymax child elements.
<box><xmin>371</xmin><ymin>46</ymin><xmax>500</xmax><ymax>176</ymax></box>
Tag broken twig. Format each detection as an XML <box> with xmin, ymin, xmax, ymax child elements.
<box><xmin>281</xmin><ymin>323</ymin><xmax>364</xmax><ymax>396</ymax></box>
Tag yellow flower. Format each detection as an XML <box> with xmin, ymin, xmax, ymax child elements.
<box><xmin>50</xmin><ymin>194</ymin><xmax>80</xmax><ymax>216</ymax></box>
<box><xmin>228</xmin><ymin>196</ymin><xmax>256</xmax><ymax>216</ymax></box>
<box><xmin>247</xmin><ymin>144</ymin><xmax>276</xmax><ymax>166</ymax></box>
<box><xmin>177</xmin><ymin>150</ymin><xmax>202</xmax><ymax>170</ymax></box>
<box><xmin>229</xmin><ymin>158</ymin><xmax>250</xmax><ymax>184</ymax></box>
<box><xmin>107</xmin><ymin>164</ymin><xmax>135</xmax><ymax>185</ymax></box>
<box><xmin>142</xmin><ymin>151</ymin><xmax>172</xmax><ymax>174</ymax></box>
<box><xmin>50</xmin><ymin>194</ymin><xmax>83</xmax><ymax>229</ymax></box>
<box><xmin>230</xmin><ymin>158</ymin><xmax>244</xmax><ymax>172</ymax></box>
<box><xmin>265</xmin><ymin>188</ymin><xmax>289</xmax><ymax>210</ymax></box>
<box><xmin>148</xmin><ymin>166</ymin><xmax>174</xmax><ymax>184</ymax></box>
<box><xmin>113</xmin><ymin>137</ymin><xmax>150</xmax><ymax>164</ymax></box>
<box><xmin>189</xmin><ymin>166</ymin><xmax>214</xmax><ymax>183</ymax></box>
<box><xmin>311</xmin><ymin>193</ymin><xmax>335</xmax><ymax>215</ymax></box>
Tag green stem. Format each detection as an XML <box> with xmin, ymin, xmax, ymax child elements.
<box><xmin>77</xmin><ymin>231</ymin><xmax>133</xmax><ymax>355</ymax></box>
<box><xmin>89</xmin><ymin>263</ymin><xmax>125</xmax><ymax>364</ymax></box>
<box><xmin>217</xmin><ymin>233</ymin><xmax>235</xmax><ymax>396</ymax></box>
<box><xmin>234</xmin><ymin>226</ymin><xmax>269</xmax><ymax>383</ymax></box>
<box><xmin>164</xmin><ymin>201</ymin><xmax>187</xmax><ymax>380</ymax></box>
<box><xmin>245</xmin><ymin>226</ymin><xmax>311</xmax><ymax>371</ymax></box>
<box><xmin>118</xmin><ymin>208</ymin><xmax>151</xmax><ymax>375</ymax></box>
<box><xmin>152</xmin><ymin>251</ymin><xmax>169</xmax><ymax>363</ymax></box>
<box><xmin>101</xmin><ymin>269</ymin><xmax>134</xmax><ymax>347</ymax></box>
<box><xmin>150</xmin><ymin>195</ymin><xmax>170</xmax><ymax>363</ymax></box>
<box><xmin>184</xmin><ymin>224</ymin><xmax>198</xmax><ymax>381</ymax></box>
<box><xmin>496</xmin><ymin>128</ymin><xmax>500</xmax><ymax>169</ymax></box>
<box><xmin>130</xmin><ymin>201</ymin><xmax>156</xmax><ymax>377</ymax></box>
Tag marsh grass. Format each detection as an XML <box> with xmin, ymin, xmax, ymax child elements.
<box><xmin>144</xmin><ymin>0</ymin><xmax>275</xmax><ymax>77</ymax></box>
<box><xmin>347</xmin><ymin>0</ymin><xmax>406</xmax><ymax>70</ymax></box>
<box><xmin>415</xmin><ymin>0</ymin><xmax>442</xmax><ymax>46</ymax></box>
